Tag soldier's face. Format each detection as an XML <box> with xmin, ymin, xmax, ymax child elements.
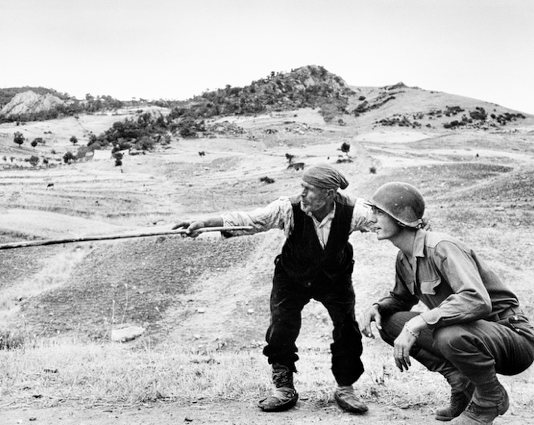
<box><xmin>370</xmin><ymin>207</ymin><xmax>403</xmax><ymax>240</ymax></box>
<box><xmin>300</xmin><ymin>181</ymin><xmax>329</xmax><ymax>214</ymax></box>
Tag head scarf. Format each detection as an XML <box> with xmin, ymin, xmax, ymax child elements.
<box><xmin>302</xmin><ymin>163</ymin><xmax>349</xmax><ymax>190</ymax></box>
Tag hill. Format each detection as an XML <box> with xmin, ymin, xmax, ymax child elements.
<box><xmin>0</xmin><ymin>90</ymin><xmax>66</xmax><ymax>116</ymax></box>
<box><xmin>0</xmin><ymin>86</ymin><xmax>71</xmax><ymax>108</ymax></box>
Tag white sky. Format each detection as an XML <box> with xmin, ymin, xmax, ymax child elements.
<box><xmin>2</xmin><ymin>0</ymin><xmax>533</xmax><ymax>113</ymax></box>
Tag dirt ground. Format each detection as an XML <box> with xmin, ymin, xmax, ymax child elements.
<box><xmin>2</xmin><ymin>400</ymin><xmax>532</xmax><ymax>425</ymax></box>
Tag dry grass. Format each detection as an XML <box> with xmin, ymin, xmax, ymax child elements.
<box><xmin>1</xmin><ymin>337</ymin><xmax>532</xmax><ymax>412</ymax></box>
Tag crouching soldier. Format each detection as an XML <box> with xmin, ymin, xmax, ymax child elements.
<box><xmin>360</xmin><ymin>182</ymin><xmax>534</xmax><ymax>424</ymax></box>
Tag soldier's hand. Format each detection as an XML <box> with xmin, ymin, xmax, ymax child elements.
<box><xmin>393</xmin><ymin>327</ymin><xmax>417</xmax><ymax>372</ymax></box>
<box><xmin>359</xmin><ymin>304</ymin><xmax>382</xmax><ymax>339</ymax></box>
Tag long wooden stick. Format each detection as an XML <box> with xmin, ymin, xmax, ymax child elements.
<box><xmin>0</xmin><ymin>226</ymin><xmax>253</xmax><ymax>250</ymax></box>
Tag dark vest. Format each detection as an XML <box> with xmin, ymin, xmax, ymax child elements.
<box><xmin>277</xmin><ymin>192</ymin><xmax>355</xmax><ymax>283</ymax></box>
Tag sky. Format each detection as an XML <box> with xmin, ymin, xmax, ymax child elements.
<box><xmin>2</xmin><ymin>0</ymin><xmax>534</xmax><ymax>114</ymax></box>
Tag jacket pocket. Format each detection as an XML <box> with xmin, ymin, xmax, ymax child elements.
<box><xmin>499</xmin><ymin>315</ymin><xmax>534</xmax><ymax>343</ymax></box>
<box><xmin>420</xmin><ymin>278</ymin><xmax>440</xmax><ymax>295</ymax></box>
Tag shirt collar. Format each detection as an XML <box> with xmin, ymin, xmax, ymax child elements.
<box><xmin>305</xmin><ymin>202</ymin><xmax>336</xmax><ymax>227</ymax></box>
<box><xmin>399</xmin><ymin>229</ymin><xmax>426</xmax><ymax>271</ymax></box>
<box><xmin>413</xmin><ymin>229</ymin><xmax>427</xmax><ymax>258</ymax></box>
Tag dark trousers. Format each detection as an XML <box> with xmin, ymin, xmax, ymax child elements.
<box><xmin>263</xmin><ymin>271</ymin><xmax>364</xmax><ymax>386</ymax></box>
<box><xmin>379</xmin><ymin>311</ymin><xmax>534</xmax><ymax>386</ymax></box>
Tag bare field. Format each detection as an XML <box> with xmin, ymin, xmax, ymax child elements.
<box><xmin>1</xmin><ymin>112</ymin><xmax>534</xmax><ymax>424</ymax></box>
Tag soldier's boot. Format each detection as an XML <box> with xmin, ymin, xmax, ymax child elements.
<box><xmin>407</xmin><ymin>346</ymin><xmax>473</xmax><ymax>422</ymax></box>
<box><xmin>258</xmin><ymin>363</ymin><xmax>299</xmax><ymax>412</ymax></box>
<box><xmin>450</xmin><ymin>379</ymin><xmax>509</xmax><ymax>425</ymax></box>
<box><xmin>435</xmin><ymin>371</ymin><xmax>475</xmax><ymax>421</ymax></box>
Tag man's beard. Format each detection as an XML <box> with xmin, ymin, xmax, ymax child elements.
<box><xmin>300</xmin><ymin>198</ymin><xmax>327</xmax><ymax>214</ymax></box>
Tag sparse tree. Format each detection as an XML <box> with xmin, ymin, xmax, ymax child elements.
<box><xmin>13</xmin><ymin>131</ymin><xmax>24</xmax><ymax>147</ymax></box>
<box><xmin>70</xmin><ymin>136</ymin><xmax>78</xmax><ymax>145</ymax></box>
<box><xmin>113</xmin><ymin>152</ymin><xmax>123</xmax><ymax>168</ymax></box>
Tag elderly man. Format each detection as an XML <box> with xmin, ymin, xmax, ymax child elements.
<box><xmin>360</xmin><ymin>182</ymin><xmax>534</xmax><ymax>425</ymax></box>
<box><xmin>174</xmin><ymin>163</ymin><xmax>372</xmax><ymax>414</ymax></box>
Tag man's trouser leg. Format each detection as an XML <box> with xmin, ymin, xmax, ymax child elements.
<box><xmin>262</xmin><ymin>274</ymin><xmax>309</xmax><ymax>370</ymax></box>
<box><xmin>318</xmin><ymin>276</ymin><xmax>367</xmax><ymax>414</ymax></box>
<box><xmin>318</xmin><ymin>278</ymin><xmax>364</xmax><ymax>386</ymax></box>
<box><xmin>259</xmin><ymin>274</ymin><xmax>308</xmax><ymax>412</ymax></box>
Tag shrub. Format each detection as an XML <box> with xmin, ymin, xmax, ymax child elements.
<box><xmin>29</xmin><ymin>155</ymin><xmax>39</xmax><ymax>166</ymax></box>
<box><xmin>63</xmin><ymin>151</ymin><xmax>75</xmax><ymax>164</ymax></box>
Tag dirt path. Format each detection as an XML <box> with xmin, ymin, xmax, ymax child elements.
<box><xmin>2</xmin><ymin>399</ymin><xmax>530</xmax><ymax>425</ymax></box>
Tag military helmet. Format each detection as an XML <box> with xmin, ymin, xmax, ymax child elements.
<box><xmin>371</xmin><ymin>182</ymin><xmax>425</xmax><ymax>228</ymax></box>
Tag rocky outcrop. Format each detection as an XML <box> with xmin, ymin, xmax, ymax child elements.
<box><xmin>1</xmin><ymin>90</ymin><xmax>65</xmax><ymax>116</ymax></box>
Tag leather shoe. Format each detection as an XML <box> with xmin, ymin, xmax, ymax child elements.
<box><xmin>258</xmin><ymin>387</ymin><xmax>298</xmax><ymax>412</ymax></box>
<box><xmin>334</xmin><ymin>386</ymin><xmax>368</xmax><ymax>414</ymax></box>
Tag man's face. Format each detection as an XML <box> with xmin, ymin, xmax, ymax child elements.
<box><xmin>300</xmin><ymin>181</ymin><xmax>330</xmax><ymax>214</ymax></box>
<box><xmin>370</xmin><ymin>206</ymin><xmax>403</xmax><ymax>240</ymax></box>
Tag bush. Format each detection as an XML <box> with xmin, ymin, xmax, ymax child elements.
<box><xmin>29</xmin><ymin>155</ymin><xmax>40</xmax><ymax>166</ymax></box>
<box><xmin>63</xmin><ymin>151</ymin><xmax>75</xmax><ymax>164</ymax></box>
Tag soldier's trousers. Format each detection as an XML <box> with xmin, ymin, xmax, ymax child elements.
<box><xmin>379</xmin><ymin>311</ymin><xmax>534</xmax><ymax>386</ymax></box>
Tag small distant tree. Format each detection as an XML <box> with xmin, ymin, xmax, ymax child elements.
<box><xmin>31</xmin><ymin>139</ymin><xmax>38</xmax><ymax>149</ymax></box>
<box><xmin>113</xmin><ymin>151</ymin><xmax>123</xmax><ymax>169</ymax></box>
<box><xmin>29</xmin><ymin>155</ymin><xmax>40</xmax><ymax>166</ymax></box>
<box><xmin>70</xmin><ymin>136</ymin><xmax>78</xmax><ymax>145</ymax></box>
<box><xmin>13</xmin><ymin>131</ymin><xmax>24</xmax><ymax>147</ymax></box>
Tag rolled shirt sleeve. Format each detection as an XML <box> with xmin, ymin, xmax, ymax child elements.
<box><xmin>351</xmin><ymin>198</ymin><xmax>374</xmax><ymax>233</ymax></box>
<box><xmin>221</xmin><ymin>196</ymin><xmax>293</xmax><ymax>237</ymax></box>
